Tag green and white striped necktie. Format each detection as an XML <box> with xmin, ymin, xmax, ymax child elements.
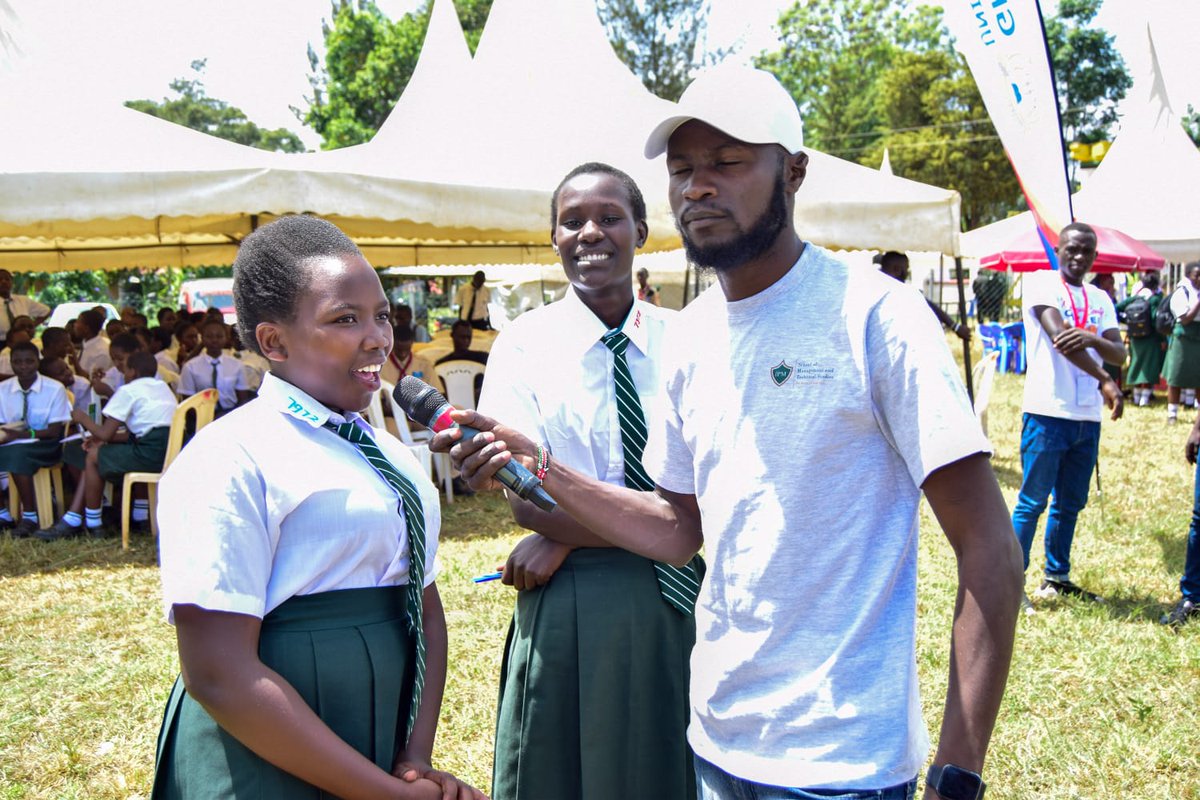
<box><xmin>326</xmin><ymin>420</ymin><xmax>427</xmax><ymax>738</ymax></box>
<box><xmin>601</xmin><ymin>329</ymin><xmax>700</xmax><ymax>615</ymax></box>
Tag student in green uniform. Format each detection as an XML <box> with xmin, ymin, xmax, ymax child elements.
<box><xmin>480</xmin><ymin>164</ymin><xmax>701</xmax><ymax>800</ymax></box>
<box><xmin>150</xmin><ymin>215</ymin><xmax>484</xmax><ymax>800</ymax></box>
<box><xmin>0</xmin><ymin>341</ymin><xmax>71</xmax><ymax>537</ymax></box>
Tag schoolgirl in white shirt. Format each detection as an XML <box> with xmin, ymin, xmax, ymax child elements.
<box><xmin>177</xmin><ymin>320</ymin><xmax>252</xmax><ymax>414</ymax></box>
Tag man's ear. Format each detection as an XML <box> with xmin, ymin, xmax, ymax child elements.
<box><xmin>256</xmin><ymin>322</ymin><xmax>288</xmax><ymax>363</ymax></box>
<box><xmin>785</xmin><ymin>151</ymin><xmax>809</xmax><ymax>194</ymax></box>
<box><xmin>635</xmin><ymin>220</ymin><xmax>648</xmax><ymax>249</ymax></box>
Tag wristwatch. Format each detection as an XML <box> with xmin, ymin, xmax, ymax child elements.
<box><xmin>926</xmin><ymin>763</ymin><xmax>986</xmax><ymax>800</ymax></box>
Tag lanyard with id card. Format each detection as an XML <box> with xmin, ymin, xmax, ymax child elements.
<box><xmin>1063</xmin><ymin>280</ymin><xmax>1100</xmax><ymax>406</ymax></box>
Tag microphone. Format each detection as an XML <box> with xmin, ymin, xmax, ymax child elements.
<box><xmin>393</xmin><ymin>376</ymin><xmax>557</xmax><ymax>512</ymax></box>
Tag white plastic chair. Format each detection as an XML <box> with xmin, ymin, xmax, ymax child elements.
<box><xmin>971</xmin><ymin>351</ymin><xmax>1000</xmax><ymax>435</ymax></box>
<box><xmin>378</xmin><ymin>381</ymin><xmax>448</xmax><ymax>501</ymax></box>
<box><xmin>434</xmin><ymin>360</ymin><xmax>486</xmax><ymax>411</ymax></box>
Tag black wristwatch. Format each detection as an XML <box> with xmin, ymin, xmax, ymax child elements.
<box><xmin>926</xmin><ymin>763</ymin><xmax>986</xmax><ymax>800</ymax></box>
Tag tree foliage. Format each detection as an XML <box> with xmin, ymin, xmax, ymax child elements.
<box><xmin>596</xmin><ymin>0</ymin><xmax>713</xmax><ymax>102</ymax></box>
<box><xmin>757</xmin><ymin>0</ymin><xmax>899</xmax><ymax>157</ymax></box>
<box><xmin>1182</xmin><ymin>105</ymin><xmax>1200</xmax><ymax>148</ymax></box>
<box><xmin>126</xmin><ymin>60</ymin><xmax>305</xmax><ymax>153</ymax></box>
<box><xmin>1043</xmin><ymin>0</ymin><xmax>1131</xmax><ymax>144</ymax></box>
<box><xmin>304</xmin><ymin>0</ymin><xmax>492</xmax><ymax>150</ymax></box>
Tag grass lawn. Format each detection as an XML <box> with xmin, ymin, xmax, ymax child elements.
<box><xmin>1</xmin><ymin>359</ymin><xmax>1198</xmax><ymax>799</ymax></box>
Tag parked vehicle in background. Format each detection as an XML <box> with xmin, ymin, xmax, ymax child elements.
<box><xmin>44</xmin><ymin>302</ymin><xmax>119</xmax><ymax>330</ymax></box>
<box><xmin>178</xmin><ymin>278</ymin><xmax>235</xmax><ymax>323</ymax></box>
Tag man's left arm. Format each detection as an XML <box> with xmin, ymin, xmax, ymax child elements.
<box><xmin>920</xmin><ymin>453</ymin><xmax>1022</xmax><ymax>798</ymax></box>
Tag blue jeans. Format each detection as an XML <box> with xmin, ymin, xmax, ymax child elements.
<box><xmin>1011</xmin><ymin>413</ymin><xmax>1100</xmax><ymax>579</ymax></box>
<box><xmin>694</xmin><ymin>756</ymin><xmax>917</xmax><ymax>800</ymax></box>
<box><xmin>1182</xmin><ymin>458</ymin><xmax>1200</xmax><ymax>602</ymax></box>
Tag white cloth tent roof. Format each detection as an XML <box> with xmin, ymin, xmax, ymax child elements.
<box><xmin>0</xmin><ymin>0</ymin><xmax>962</xmax><ymax>271</ymax></box>
<box><xmin>962</xmin><ymin>26</ymin><xmax>1200</xmax><ymax>263</ymax></box>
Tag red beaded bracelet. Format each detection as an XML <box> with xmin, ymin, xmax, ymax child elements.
<box><xmin>535</xmin><ymin>444</ymin><xmax>549</xmax><ymax>481</ymax></box>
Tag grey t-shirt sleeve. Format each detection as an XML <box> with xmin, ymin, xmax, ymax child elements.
<box><xmin>867</xmin><ymin>287</ymin><xmax>991</xmax><ymax>488</ymax></box>
<box><xmin>643</xmin><ymin>342</ymin><xmax>695</xmax><ymax>495</ymax></box>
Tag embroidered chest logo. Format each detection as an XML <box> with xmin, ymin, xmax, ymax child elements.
<box><xmin>770</xmin><ymin>361</ymin><xmax>793</xmax><ymax>386</ymax></box>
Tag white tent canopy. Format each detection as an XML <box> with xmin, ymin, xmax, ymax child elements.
<box><xmin>962</xmin><ymin>26</ymin><xmax>1200</xmax><ymax>263</ymax></box>
<box><xmin>0</xmin><ymin>0</ymin><xmax>962</xmax><ymax>272</ymax></box>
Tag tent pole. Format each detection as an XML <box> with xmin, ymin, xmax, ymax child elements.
<box><xmin>956</xmin><ymin>256</ymin><xmax>975</xmax><ymax>403</ymax></box>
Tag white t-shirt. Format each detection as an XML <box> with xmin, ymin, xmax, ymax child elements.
<box><xmin>103</xmin><ymin>377</ymin><xmax>177</xmax><ymax>436</ymax></box>
<box><xmin>1021</xmin><ymin>269</ymin><xmax>1118</xmax><ymax>422</ymax></box>
<box><xmin>157</xmin><ymin>372</ymin><xmax>441</xmax><ymax>623</ymax></box>
<box><xmin>643</xmin><ymin>244</ymin><xmax>989</xmax><ymax>790</ymax></box>
<box><xmin>480</xmin><ymin>290</ymin><xmax>670</xmax><ymax>484</ymax></box>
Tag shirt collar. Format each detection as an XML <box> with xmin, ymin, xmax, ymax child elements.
<box><xmin>258</xmin><ymin>371</ymin><xmax>368</xmax><ymax>431</ymax></box>
<box><xmin>559</xmin><ymin>289</ymin><xmax>652</xmax><ymax>358</ymax></box>
<box><xmin>6</xmin><ymin>374</ymin><xmax>43</xmax><ymax>394</ymax></box>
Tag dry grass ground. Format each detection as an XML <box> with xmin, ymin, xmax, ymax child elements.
<box><xmin>1</xmin><ymin>354</ymin><xmax>1198</xmax><ymax>799</ymax></box>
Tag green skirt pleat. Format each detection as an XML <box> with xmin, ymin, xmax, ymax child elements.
<box><xmin>0</xmin><ymin>438</ymin><xmax>61</xmax><ymax>474</ymax></box>
<box><xmin>1165</xmin><ymin>326</ymin><xmax>1200</xmax><ymax>388</ymax></box>
<box><xmin>1126</xmin><ymin>335</ymin><xmax>1166</xmax><ymax>386</ymax></box>
<box><xmin>152</xmin><ymin>586</ymin><xmax>414</xmax><ymax>800</ymax></box>
<box><xmin>492</xmin><ymin>547</ymin><xmax>701</xmax><ymax>800</ymax></box>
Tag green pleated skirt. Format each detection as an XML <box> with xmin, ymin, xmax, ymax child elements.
<box><xmin>152</xmin><ymin>586</ymin><xmax>414</xmax><ymax>800</ymax></box>
<box><xmin>1126</xmin><ymin>335</ymin><xmax>1166</xmax><ymax>386</ymax></box>
<box><xmin>1165</xmin><ymin>325</ymin><xmax>1200</xmax><ymax>388</ymax></box>
<box><xmin>492</xmin><ymin>547</ymin><xmax>701</xmax><ymax>800</ymax></box>
<box><xmin>0</xmin><ymin>438</ymin><xmax>61</xmax><ymax>475</ymax></box>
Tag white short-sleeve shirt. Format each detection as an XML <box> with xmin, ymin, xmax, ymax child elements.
<box><xmin>157</xmin><ymin>371</ymin><xmax>441</xmax><ymax>623</ymax></box>
<box><xmin>103</xmin><ymin>377</ymin><xmax>178</xmax><ymax>436</ymax></box>
<box><xmin>178</xmin><ymin>352</ymin><xmax>250</xmax><ymax>409</ymax></box>
<box><xmin>0</xmin><ymin>374</ymin><xmax>71</xmax><ymax>430</ymax></box>
<box><xmin>78</xmin><ymin>335</ymin><xmax>112</xmax><ymax>375</ymax></box>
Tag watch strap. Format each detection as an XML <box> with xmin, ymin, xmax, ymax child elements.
<box><xmin>926</xmin><ymin>763</ymin><xmax>986</xmax><ymax>800</ymax></box>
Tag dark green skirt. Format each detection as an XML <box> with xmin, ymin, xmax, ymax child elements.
<box><xmin>152</xmin><ymin>586</ymin><xmax>414</xmax><ymax>799</ymax></box>
<box><xmin>1126</xmin><ymin>334</ymin><xmax>1166</xmax><ymax>386</ymax></box>
<box><xmin>0</xmin><ymin>438</ymin><xmax>61</xmax><ymax>475</ymax></box>
<box><xmin>492</xmin><ymin>547</ymin><xmax>701</xmax><ymax>800</ymax></box>
<box><xmin>1165</xmin><ymin>325</ymin><xmax>1200</xmax><ymax>388</ymax></box>
<box><xmin>63</xmin><ymin>427</ymin><xmax>170</xmax><ymax>480</ymax></box>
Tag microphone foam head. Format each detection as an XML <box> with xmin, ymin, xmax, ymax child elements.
<box><xmin>395</xmin><ymin>376</ymin><xmax>448</xmax><ymax>427</ymax></box>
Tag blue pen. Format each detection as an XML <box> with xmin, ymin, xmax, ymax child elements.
<box><xmin>473</xmin><ymin>571</ymin><xmax>503</xmax><ymax>584</ymax></box>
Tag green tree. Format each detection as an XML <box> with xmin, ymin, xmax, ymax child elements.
<box><xmin>756</xmin><ymin>0</ymin><xmax>899</xmax><ymax>157</ymax></box>
<box><xmin>304</xmin><ymin>0</ymin><xmax>492</xmax><ymax>150</ymax></box>
<box><xmin>126</xmin><ymin>60</ymin><xmax>305</xmax><ymax>153</ymax></box>
<box><xmin>1043</xmin><ymin>0</ymin><xmax>1131</xmax><ymax>145</ymax></box>
<box><xmin>596</xmin><ymin>0</ymin><xmax>713</xmax><ymax>102</ymax></box>
<box><xmin>868</xmin><ymin>47</ymin><xmax>1021</xmax><ymax>230</ymax></box>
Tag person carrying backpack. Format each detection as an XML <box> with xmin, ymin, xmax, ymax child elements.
<box><xmin>1165</xmin><ymin>263</ymin><xmax>1200</xmax><ymax>424</ymax></box>
<box><xmin>1117</xmin><ymin>270</ymin><xmax>1167</xmax><ymax>406</ymax></box>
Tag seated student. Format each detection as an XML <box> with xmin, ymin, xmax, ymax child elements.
<box><xmin>0</xmin><ymin>342</ymin><xmax>71</xmax><ymax>538</ymax></box>
<box><xmin>171</xmin><ymin>321</ymin><xmax>202</xmax><ymax>376</ymax></box>
<box><xmin>157</xmin><ymin>307</ymin><xmax>179</xmax><ymax>338</ymax></box>
<box><xmin>75</xmin><ymin>309</ymin><xmax>112</xmax><ymax>375</ymax></box>
<box><xmin>151</xmin><ymin>326</ymin><xmax>180</xmax><ymax>373</ymax></box>
<box><xmin>383</xmin><ymin>325</ymin><xmax>435</xmax><ymax>386</ymax></box>
<box><xmin>105</xmin><ymin>319</ymin><xmax>127</xmax><ymax>342</ymax></box>
<box><xmin>94</xmin><ymin>333</ymin><xmax>180</xmax><ymax>398</ymax></box>
<box><xmin>41</xmin><ymin>356</ymin><xmax>92</xmax><ymax>417</ymax></box>
<box><xmin>393</xmin><ymin>303</ymin><xmax>432</xmax><ymax>343</ymax></box>
<box><xmin>434</xmin><ymin>319</ymin><xmax>488</xmax><ymax>407</ymax></box>
<box><xmin>178</xmin><ymin>320</ymin><xmax>252</xmax><ymax>415</ymax></box>
<box><xmin>36</xmin><ymin>351</ymin><xmax>177</xmax><ymax>541</ymax></box>
<box><xmin>0</xmin><ymin>322</ymin><xmax>36</xmax><ymax>379</ymax></box>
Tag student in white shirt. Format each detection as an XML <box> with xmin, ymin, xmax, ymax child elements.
<box><xmin>74</xmin><ymin>309</ymin><xmax>112</xmax><ymax>376</ymax></box>
<box><xmin>0</xmin><ymin>342</ymin><xmax>71</xmax><ymax>538</ymax></box>
<box><xmin>0</xmin><ymin>320</ymin><xmax>36</xmax><ymax>378</ymax></box>
<box><xmin>480</xmin><ymin>163</ymin><xmax>700</xmax><ymax>800</ymax></box>
<box><xmin>40</xmin><ymin>356</ymin><xmax>92</xmax><ymax>417</ymax></box>
<box><xmin>37</xmin><ymin>351</ymin><xmax>178</xmax><ymax>540</ymax></box>
<box><xmin>150</xmin><ymin>215</ymin><xmax>482</xmax><ymax>800</ymax></box>
<box><xmin>177</xmin><ymin>320</ymin><xmax>252</xmax><ymax>414</ymax></box>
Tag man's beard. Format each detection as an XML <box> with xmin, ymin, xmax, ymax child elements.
<box><xmin>678</xmin><ymin>175</ymin><xmax>789</xmax><ymax>273</ymax></box>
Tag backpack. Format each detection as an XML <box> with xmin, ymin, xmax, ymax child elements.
<box><xmin>1123</xmin><ymin>295</ymin><xmax>1153</xmax><ymax>338</ymax></box>
<box><xmin>1156</xmin><ymin>289</ymin><xmax>1180</xmax><ymax>337</ymax></box>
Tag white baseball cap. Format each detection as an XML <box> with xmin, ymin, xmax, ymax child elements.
<box><xmin>644</xmin><ymin>63</ymin><xmax>805</xmax><ymax>158</ymax></box>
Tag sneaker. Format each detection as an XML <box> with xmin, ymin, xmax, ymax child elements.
<box><xmin>10</xmin><ymin>519</ymin><xmax>40</xmax><ymax>538</ymax></box>
<box><xmin>1020</xmin><ymin>593</ymin><xmax>1035</xmax><ymax>616</ymax></box>
<box><xmin>1034</xmin><ymin>578</ymin><xmax>1104</xmax><ymax>603</ymax></box>
<box><xmin>34</xmin><ymin>518</ymin><xmax>83</xmax><ymax>542</ymax></box>
<box><xmin>1161</xmin><ymin>598</ymin><xmax>1198</xmax><ymax>628</ymax></box>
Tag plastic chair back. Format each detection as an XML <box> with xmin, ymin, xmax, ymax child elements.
<box><xmin>434</xmin><ymin>360</ymin><xmax>486</xmax><ymax>411</ymax></box>
<box><xmin>165</xmin><ymin>389</ymin><xmax>218</xmax><ymax>469</ymax></box>
<box><xmin>971</xmin><ymin>351</ymin><xmax>1000</xmax><ymax>435</ymax></box>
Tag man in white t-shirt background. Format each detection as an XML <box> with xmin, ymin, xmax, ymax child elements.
<box><xmin>1012</xmin><ymin>222</ymin><xmax>1126</xmax><ymax>609</ymax></box>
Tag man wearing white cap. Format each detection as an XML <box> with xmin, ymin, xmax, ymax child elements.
<box><xmin>435</xmin><ymin>64</ymin><xmax>1021</xmax><ymax>800</ymax></box>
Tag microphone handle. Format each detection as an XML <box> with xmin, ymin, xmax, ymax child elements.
<box><xmin>458</xmin><ymin>425</ymin><xmax>557</xmax><ymax>512</ymax></box>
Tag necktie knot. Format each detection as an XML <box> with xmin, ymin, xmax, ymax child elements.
<box><xmin>601</xmin><ymin>329</ymin><xmax>629</xmax><ymax>355</ymax></box>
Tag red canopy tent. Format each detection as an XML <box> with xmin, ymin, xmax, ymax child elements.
<box><xmin>980</xmin><ymin>225</ymin><xmax>1166</xmax><ymax>273</ymax></box>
